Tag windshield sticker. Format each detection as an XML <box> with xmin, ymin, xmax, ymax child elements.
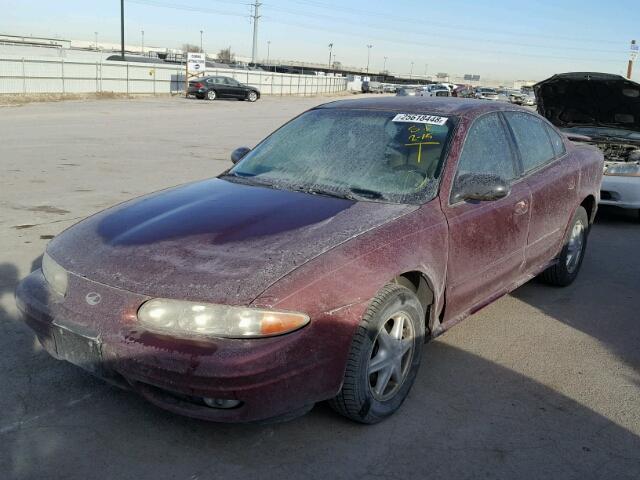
<box><xmin>393</xmin><ymin>113</ymin><xmax>448</xmax><ymax>126</ymax></box>
<box><xmin>404</xmin><ymin>125</ymin><xmax>440</xmax><ymax>163</ymax></box>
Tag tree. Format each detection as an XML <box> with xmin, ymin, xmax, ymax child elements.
<box><xmin>217</xmin><ymin>47</ymin><xmax>235</xmax><ymax>64</ymax></box>
<box><xmin>181</xmin><ymin>43</ymin><xmax>200</xmax><ymax>53</ymax></box>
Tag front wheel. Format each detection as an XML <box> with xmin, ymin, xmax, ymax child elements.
<box><xmin>247</xmin><ymin>91</ymin><xmax>258</xmax><ymax>102</ymax></box>
<box><xmin>206</xmin><ymin>90</ymin><xmax>217</xmax><ymax>101</ymax></box>
<box><xmin>329</xmin><ymin>284</ymin><xmax>425</xmax><ymax>424</ymax></box>
<box><xmin>540</xmin><ymin>206</ymin><xmax>589</xmax><ymax>286</ymax></box>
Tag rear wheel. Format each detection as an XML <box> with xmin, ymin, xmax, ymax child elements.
<box><xmin>206</xmin><ymin>90</ymin><xmax>217</xmax><ymax>101</ymax></box>
<box><xmin>329</xmin><ymin>284</ymin><xmax>424</xmax><ymax>424</ymax></box>
<box><xmin>540</xmin><ymin>206</ymin><xmax>589</xmax><ymax>286</ymax></box>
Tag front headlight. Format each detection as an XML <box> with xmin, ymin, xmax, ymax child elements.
<box><xmin>137</xmin><ymin>298</ymin><xmax>310</xmax><ymax>338</ymax></box>
<box><xmin>42</xmin><ymin>252</ymin><xmax>68</xmax><ymax>297</ymax></box>
<box><xmin>604</xmin><ymin>163</ymin><xmax>640</xmax><ymax>177</ymax></box>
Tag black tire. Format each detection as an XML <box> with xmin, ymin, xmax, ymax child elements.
<box><xmin>329</xmin><ymin>284</ymin><xmax>425</xmax><ymax>424</ymax></box>
<box><xmin>540</xmin><ymin>206</ymin><xmax>589</xmax><ymax>286</ymax></box>
<box><xmin>247</xmin><ymin>91</ymin><xmax>258</xmax><ymax>102</ymax></box>
<box><xmin>206</xmin><ymin>90</ymin><xmax>217</xmax><ymax>101</ymax></box>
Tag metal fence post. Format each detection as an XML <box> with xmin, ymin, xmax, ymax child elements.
<box><xmin>126</xmin><ymin>62</ymin><xmax>129</xmax><ymax>95</ymax></box>
<box><xmin>21</xmin><ymin>58</ymin><xmax>26</xmax><ymax>94</ymax></box>
<box><xmin>61</xmin><ymin>58</ymin><xmax>65</xmax><ymax>94</ymax></box>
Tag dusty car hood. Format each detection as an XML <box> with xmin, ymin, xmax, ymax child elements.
<box><xmin>535</xmin><ymin>72</ymin><xmax>640</xmax><ymax>132</ymax></box>
<box><xmin>47</xmin><ymin>178</ymin><xmax>417</xmax><ymax>305</ymax></box>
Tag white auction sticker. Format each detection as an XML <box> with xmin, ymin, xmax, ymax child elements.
<box><xmin>392</xmin><ymin>113</ymin><xmax>449</xmax><ymax>126</ymax></box>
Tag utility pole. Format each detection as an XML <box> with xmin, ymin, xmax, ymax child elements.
<box><xmin>120</xmin><ymin>0</ymin><xmax>125</xmax><ymax>60</ymax></box>
<box><xmin>328</xmin><ymin>43</ymin><xmax>333</xmax><ymax>69</ymax></box>
<box><xmin>410</xmin><ymin>62</ymin><xmax>414</xmax><ymax>79</ymax></box>
<box><xmin>383</xmin><ymin>56</ymin><xmax>387</xmax><ymax>73</ymax></box>
<box><xmin>141</xmin><ymin>29</ymin><xmax>144</xmax><ymax>54</ymax></box>
<box><xmin>628</xmin><ymin>40</ymin><xmax>637</xmax><ymax>79</ymax></box>
<box><xmin>424</xmin><ymin>63</ymin><xmax>428</xmax><ymax>79</ymax></box>
<box><xmin>251</xmin><ymin>1</ymin><xmax>261</xmax><ymax>64</ymax></box>
<box><xmin>366</xmin><ymin>44</ymin><xmax>373</xmax><ymax>74</ymax></box>
<box><xmin>94</xmin><ymin>31</ymin><xmax>98</xmax><ymax>50</ymax></box>
<box><xmin>200</xmin><ymin>30</ymin><xmax>204</xmax><ymax>53</ymax></box>
<box><xmin>267</xmin><ymin>40</ymin><xmax>271</xmax><ymax>66</ymax></box>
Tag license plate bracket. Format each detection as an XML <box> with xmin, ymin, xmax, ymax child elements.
<box><xmin>53</xmin><ymin>326</ymin><xmax>103</xmax><ymax>375</ymax></box>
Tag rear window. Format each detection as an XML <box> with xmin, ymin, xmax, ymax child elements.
<box><xmin>504</xmin><ymin>111</ymin><xmax>555</xmax><ymax>172</ymax></box>
<box><xmin>545</xmin><ymin>124</ymin><xmax>567</xmax><ymax>158</ymax></box>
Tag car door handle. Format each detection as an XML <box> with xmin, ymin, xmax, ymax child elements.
<box><xmin>514</xmin><ymin>200</ymin><xmax>529</xmax><ymax>215</ymax></box>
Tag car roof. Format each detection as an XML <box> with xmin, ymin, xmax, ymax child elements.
<box><xmin>316</xmin><ymin>96</ymin><xmax>533</xmax><ymax>117</ymax></box>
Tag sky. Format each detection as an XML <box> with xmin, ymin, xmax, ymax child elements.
<box><xmin>1</xmin><ymin>0</ymin><xmax>639</xmax><ymax>82</ymax></box>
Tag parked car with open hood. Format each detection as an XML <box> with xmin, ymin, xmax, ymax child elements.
<box><xmin>535</xmin><ymin>72</ymin><xmax>640</xmax><ymax>218</ymax></box>
<box><xmin>16</xmin><ymin>97</ymin><xmax>603</xmax><ymax>424</ymax></box>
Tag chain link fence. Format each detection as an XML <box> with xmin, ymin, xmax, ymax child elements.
<box><xmin>0</xmin><ymin>56</ymin><xmax>348</xmax><ymax>96</ymax></box>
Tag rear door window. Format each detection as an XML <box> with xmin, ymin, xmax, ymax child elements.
<box><xmin>454</xmin><ymin>112</ymin><xmax>517</xmax><ymax>182</ymax></box>
<box><xmin>504</xmin><ymin>111</ymin><xmax>556</xmax><ymax>172</ymax></box>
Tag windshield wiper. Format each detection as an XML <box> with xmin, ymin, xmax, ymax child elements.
<box><xmin>220</xmin><ymin>172</ymin><xmax>274</xmax><ymax>187</ymax></box>
<box><xmin>347</xmin><ymin>187</ymin><xmax>386</xmax><ymax>200</ymax></box>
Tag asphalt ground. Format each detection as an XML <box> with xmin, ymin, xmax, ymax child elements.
<box><xmin>1</xmin><ymin>95</ymin><xmax>639</xmax><ymax>480</ymax></box>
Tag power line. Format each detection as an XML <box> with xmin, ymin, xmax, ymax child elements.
<box><xmin>264</xmin><ymin>5</ymin><xmax>625</xmax><ymax>55</ymax></box>
<box><xmin>280</xmin><ymin>0</ymin><xmax>625</xmax><ymax>46</ymax></box>
<box><xmin>126</xmin><ymin>0</ymin><xmax>250</xmax><ymax>18</ymax></box>
<box><xmin>263</xmin><ymin>17</ymin><xmax>628</xmax><ymax>65</ymax></box>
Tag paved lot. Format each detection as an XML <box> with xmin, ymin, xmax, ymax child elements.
<box><xmin>1</xmin><ymin>95</ymin><xmax>639</xmax><ymax>480</ymax></box>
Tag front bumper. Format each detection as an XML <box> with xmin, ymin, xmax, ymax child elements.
<box><xmin>600</xmin><ymin>175</ymin><xmax>640</xmax><ymax>209</ymax></box>
<box><xmin>16</xmin><ymin>270</ymin><xmax>354</xmax><ymax>423</ymax></box>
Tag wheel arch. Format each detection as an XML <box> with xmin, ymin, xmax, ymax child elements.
<box><xmin>391</xmin><ymin>271</ymin><xmax>436</xmax><ymax>336</ymax></box>
<box><xmin>580</xmin><ymin>194</ymin><xmax>597</xmax><ymax>225</ymax></box>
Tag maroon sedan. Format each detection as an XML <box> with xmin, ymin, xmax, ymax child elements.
<box><xmin>16</xmin><ymin>97</ymin><xmax>603</xmax><ymax>424</ymax></box>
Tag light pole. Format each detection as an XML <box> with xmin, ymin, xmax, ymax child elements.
<box><xmin>120</xmin><ymin>0</ymin><xmax>125</xmax><ymax>60</ymax></box>
<box><xmin>200</xmin><ymin>30</ymin><xmax>204</xmax><ymax>53</ymax></box>
<box><xmin>141</xmin><ymin>29</ymin><xmax>144</xmax><ymax>54</ymax></box>
<box><xmin>383</xmin><ymin>56</ymin><xmax>388</xmax><ymax>73</ymax></box>
<box><xmin>267</xmin><ymin>40</ymin><xmax>271</xmax><ymax>65</ymax></box>
<box><xmin>366</xmin><ymin>44</ymin><xmax>373</xmax><ymax>74</ymax></box>
<box><xmin>424</xmin><ymin>63</ymin><xmax>428</xmax><ymax>79</ymax></box>
<box><xmin>94</xmin><ymin>31</ymin><xmax>98</xmax><ymax>50</ymax></box>
<box><xmin>332</xmin><ymin>54</ymin><xmax>336</xmax><ymax>68</ymax></box>
<box><xmin>328</xmin><ymin>43</ymin><xmax>333</xmax><ymax>69</ymax></box>
<box><xmin>410</xmin><ymin>62</ymin><xmax>414</xmax><ymax>79</ymax></box>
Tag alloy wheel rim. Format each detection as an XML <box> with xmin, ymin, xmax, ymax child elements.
<box><xmin>566</xmin><ymin>219</ymin><xmax>585</xmax><ymax>273</ymax></box>
<box><xmin>208</xmin><ymin>91</ymin><xmax>216</xmax><ymax>100</ymax></box>
<box><xmin>368</xmin><ymin>312</ymin><xmax>415</xmax><ymax>401</ymax></box>
<box><xmin>249</xmin><ymin>92</ymin><xmax>257</xmax><ymax>101</ymax></box>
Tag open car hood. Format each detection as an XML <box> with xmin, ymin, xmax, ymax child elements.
<box><xmin>534</xmin><ymin>72</ymin><xmax>640</xmax><ymax>132</ymax></box>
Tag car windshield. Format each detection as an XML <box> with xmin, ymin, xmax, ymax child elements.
<box><xmin>226</xmin><ymin>109</ymin><xmax>456</xmax><ymax>204</ymax></box>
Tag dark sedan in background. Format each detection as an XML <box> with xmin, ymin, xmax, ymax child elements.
<box><xmin>188</xmin><ymin>75</ymin><xmax>260</xmax><ymax>102</ymax></box>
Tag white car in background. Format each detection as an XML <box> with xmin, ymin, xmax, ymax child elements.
<box><xmin>536</xmin><ymin>72</ymin><xmax>640</xmax><ymax>220</ymax></box>
<box><xmin>419</xmin><ymin>84</ymin><xmax>451</xmax><ymax>97</ymax></box>
<box><xmin>475</xmin><ymin>87</ymin><xmax>499</xmax><ymax>100</ymax></box>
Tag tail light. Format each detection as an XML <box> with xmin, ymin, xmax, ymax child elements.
<box><xmin>193</xmin><ymin>82</ymin><xmax>204</xmax><ymax>88</ymax></box>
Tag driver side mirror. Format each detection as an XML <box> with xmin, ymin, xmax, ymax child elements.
<box><xmin>452</xmin><ymin>172</ymin><xmax>511</xmax><ymax>203</ymax></box>
<box><xmin>231</xmin><ymin>147</ymin><xmax>251</xmax><ymax>164</ymax></box>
